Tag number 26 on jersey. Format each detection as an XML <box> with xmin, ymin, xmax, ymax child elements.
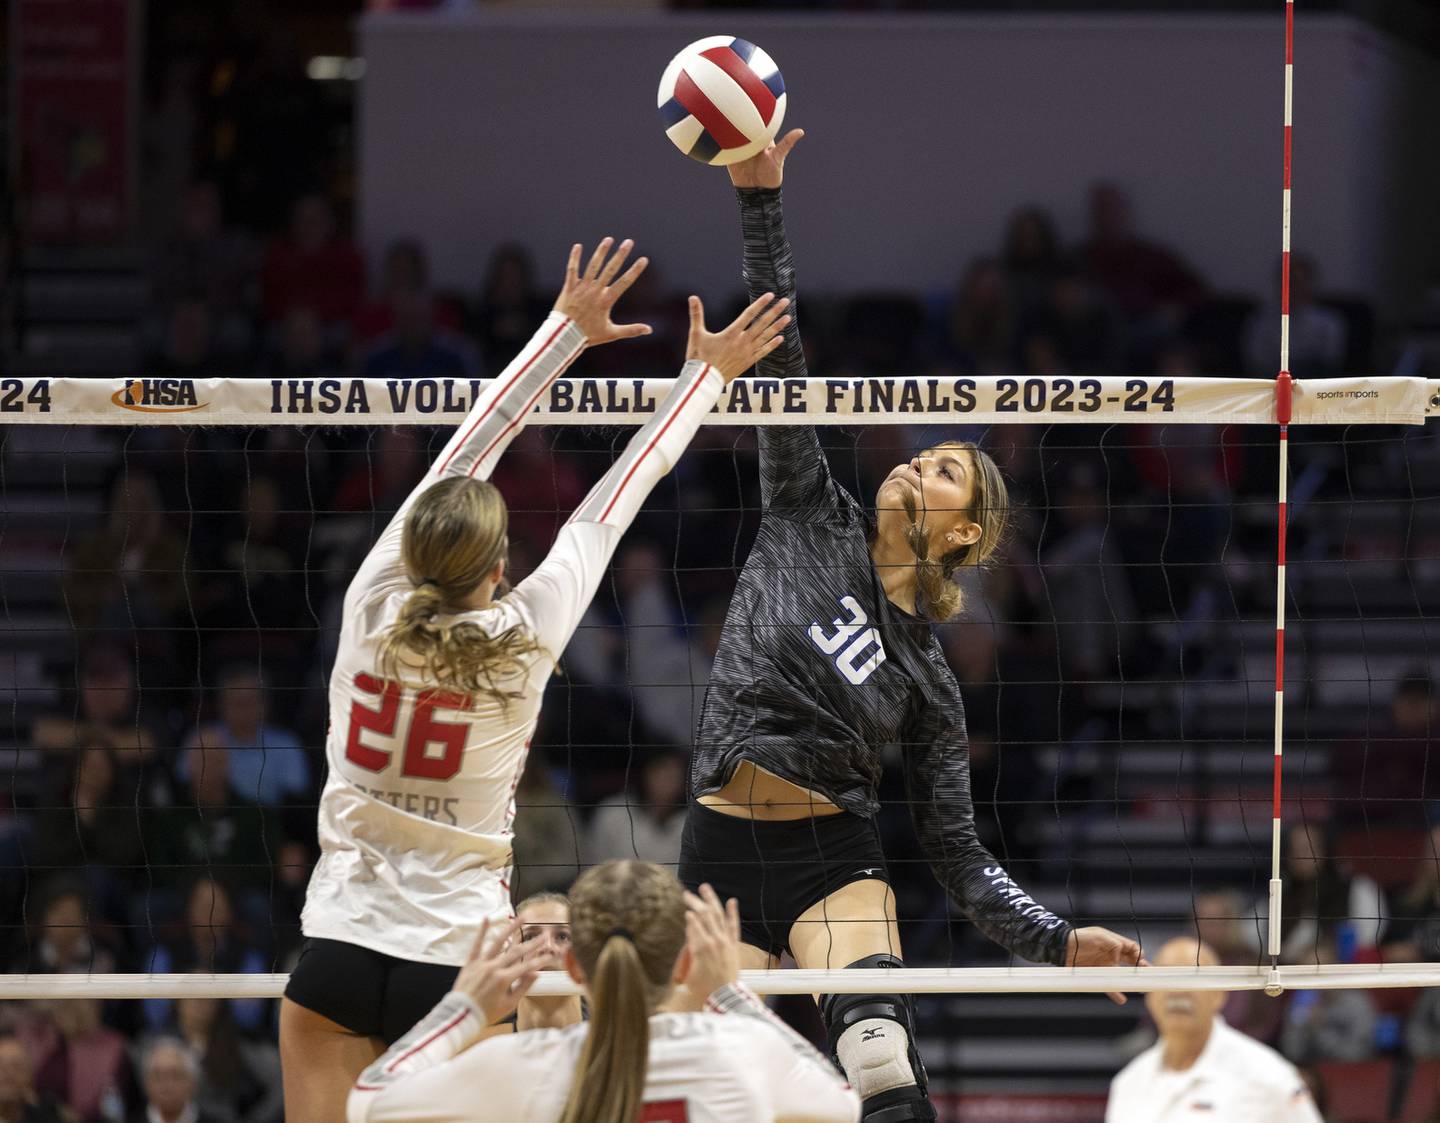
<box><xmin>344</xmin><ymin>673</ymin><xmax>473</xmax><ymax>780</ymax></box>
<box><xmin>809</xmin><ymin>596</ymin><xmax>887</xmax><ymax>685</ymax></box>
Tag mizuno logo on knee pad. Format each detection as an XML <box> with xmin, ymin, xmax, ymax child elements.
<box><xmin>837</xmin><ymin>1018</ymin><xmax>915</xmax><ymax>1100</ymax></box>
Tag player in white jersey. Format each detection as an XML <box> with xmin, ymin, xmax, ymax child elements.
<box><xmin>280</xmin><ymin>236</ymin><xmax>793</xmax><ymax>1123</ymax></box>
<box><xmin>347</xmin><ymin>861</ymin><xmax>861</xmax><ymax>1123</ymax></box>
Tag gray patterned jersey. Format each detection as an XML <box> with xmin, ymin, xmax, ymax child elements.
<box><xmin>692</xmin><ymin>186</ymin><xmax>1072</xmax><ymax>967</ymax></box>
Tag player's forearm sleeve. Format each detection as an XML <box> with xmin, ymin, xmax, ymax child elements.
<box><xmin>347</xmin><ymin>993</ymin><xmax>485</xmax><ymax>1122</ymax></box>
<box><xmin>345</xmin><ymin>313</ymin><xmax>586</xmax><ymax>608</ymax></box>
<box><xmin>736</xmin><ymin>187</ymin><xmax>839</xmax><ymax>516</ymax></box>
<box><xmin>429</xmin><ymin>311</ymin><xmax>587</xmax><ymax>484</ymax></box>
<box><xmin>905</xmin><ymin>692</ymin><xmax>1072</xmax><ymax>965</ymax></box>
<box><xmin>707</xmin><ymin>983</ymin><xmax>860</xmax><ymax>1122</ymax></box>
<box><xmin>569</xmin><ymin>360</ymin><xmax>723</xmax><ymax>530</ymax></box>
<box><xmin>510</xmin><ymin>361</ymin><xmax>724</xmax><ymax>657</ymax></box>
<box><xmin>737</xmin><ymin>187</ymin><xmax>805</xmax><ymax>381</ymax></box>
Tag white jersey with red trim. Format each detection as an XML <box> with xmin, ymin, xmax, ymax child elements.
<box><xmin>347</xmin><ymin>984</ymin><xmax>859</xmax><ymax>1123</ymax></box>
<box><xmin>302</xmin><ymin>311</ymin><xmax>725</xmax><ymax>965</ymax></box>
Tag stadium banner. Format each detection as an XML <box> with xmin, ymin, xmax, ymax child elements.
<box><xmin>12</xmin><ymin>0</ymin><xmax>140</xmax><ymax>244</ymax></box>
<box><xmin>0</xmin><ymin>375</ymin><xmax>1434</xmax><ymax>426</ymax></box>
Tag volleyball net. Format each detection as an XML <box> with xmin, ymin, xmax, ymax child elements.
<box><xmin>1</xmin><ymin>371</ymin><xmax>1438</xmax><ymax>1006</ymax></box>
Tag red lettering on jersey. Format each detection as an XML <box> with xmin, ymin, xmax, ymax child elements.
<box><xmin>639</xmin><ymin>1102</ymin><xmax>688</xmax><ymax>1123</ymax></box>
<box><xmin>345</xmin><ymin>673</ymin><xmax>401</xmax><ymax>772</ymax></box>
<box><xmin>345</xmin><ymin>675</ymin><xmax>472</xmax><ymax>781</ymax></box>
<box><xmin>403</xmin><ymin>689</ymin><xmax>472</xmax><ymax>780</ymax></box>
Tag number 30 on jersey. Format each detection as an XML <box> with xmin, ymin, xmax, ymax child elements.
<box><xmin>808</xmin><ymin>596</ymin><xmax>887</xmax><ymax>685</ymax></box>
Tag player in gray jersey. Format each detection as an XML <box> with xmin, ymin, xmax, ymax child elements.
<box><xmin>677</xmin><ymin>132</ymin><xmax>1144</xmax><ymax>1123</ymax></box>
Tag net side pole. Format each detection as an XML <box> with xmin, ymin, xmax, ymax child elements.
<box><xmin>1266</xmin><ymin>0</ymin><xmax>1296</xmax><ymax>998</ymax></box>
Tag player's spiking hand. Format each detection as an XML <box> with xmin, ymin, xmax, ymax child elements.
<box><xmin>552</xmin><ymin>237</ymin><xmax>653</xmax><ymax>345</ymax></box>
<box><xmin>686</xmin><ymin>292</ymin><xmax>791</xmax><ymax>383</ymax></box>
<box><xmin>727</xmin><ymin>128</ymin><xmax>805</xmax><ymax>190</ymax></box>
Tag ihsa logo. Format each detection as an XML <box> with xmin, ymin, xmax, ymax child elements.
<box><xmin>111</xmin><ymin>379</ymin><xmax>207</xmax><ymax>413</ymax></box>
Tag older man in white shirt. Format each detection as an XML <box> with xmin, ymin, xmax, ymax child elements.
<box><xmin>134</xmin><ymin>1038</ymin><xmax>223</xmax><ymax>1123</ymax></box>
<box><xmin>1106</xmin><ymin>938</ymin><xmax>1323</xmax><ymax>1123</ymax></box>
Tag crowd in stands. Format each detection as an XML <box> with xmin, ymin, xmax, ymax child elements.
<box><xmin>1</xmin><ymin>16</ymin><xmax>1436</xmax><ymax>1113</ymax></box>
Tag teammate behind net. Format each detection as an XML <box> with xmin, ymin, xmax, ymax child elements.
<box><xmin>279</xmin><ymin>236</ymin><xmax>792</xmax><ymax>1123</ymax></box>
<box><xmin>346</xmin><ymin>862</ymin><xmax>860</xmax><ymax>1123</ymax></box>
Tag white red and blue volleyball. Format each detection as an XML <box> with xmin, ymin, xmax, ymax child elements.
<box><xmin>657</xmin><ymin>37</ymin><xmax>786</xmax><ymax>166</ymax></box>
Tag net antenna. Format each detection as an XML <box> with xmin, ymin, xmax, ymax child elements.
<box><xmin>1266</xmin><ymin>0</ymin><xmax>1296</xmax><ymax>998</ymax></box>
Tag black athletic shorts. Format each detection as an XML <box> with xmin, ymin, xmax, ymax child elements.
<box><xmin>284</xmin><ymin>937</ymin><xmax>459</xmax><ymax>1045</ymax></box>
<box><xmin>678</xmin><ymin>801</ymin><xmax>888</xmax><ymax>958</ymax></box>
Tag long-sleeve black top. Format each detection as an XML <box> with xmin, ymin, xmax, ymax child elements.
<box><xmin>692</xmin><ymin>186</ymin><xmax>1072</xmax><ymax>966</ymax></box>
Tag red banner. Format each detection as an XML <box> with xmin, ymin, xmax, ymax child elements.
<box><xmin>14</xmin><ymin>0</ymin><xmax>137</xmax><ymax>245</ymax></box>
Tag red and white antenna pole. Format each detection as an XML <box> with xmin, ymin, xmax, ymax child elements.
<box><xmin>1267</xmin><ymin>0</ymin><xmax>1295</xmax><ymax>997</ymax></box>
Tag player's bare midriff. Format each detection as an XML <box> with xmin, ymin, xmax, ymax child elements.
<box><xmin>698</xmin><ymin>759</ymin><xmax>845</xmax><ymax>821</ymax></box>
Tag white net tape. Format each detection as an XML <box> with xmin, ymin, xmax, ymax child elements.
<box><xmin>5</xmin><ymin>963</ymin><xmax>1440</xmax><ymax>1000</ymax></box>
<box><xmin>4</xmin><ymin>374</ymin><xmax>1438</xmax><ymax>426</ymax></box>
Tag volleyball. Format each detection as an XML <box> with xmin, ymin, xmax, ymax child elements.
<box><xmin>657</xmin><ymin>36</ymin><xmax>787</xmax><ymax>166</ymax></box>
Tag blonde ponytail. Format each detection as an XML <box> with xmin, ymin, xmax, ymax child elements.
<box><xmin>376</xmin><ymin>476</ymin><xmax>540</xmax><ymax>698</ymax></box>
<box><xmin>559</xmin><ymin>862</ymin><xmax>689</xmax><ymax>1123</ymax></box>
<box><xmin>558</xmin><ymin>934</ymin><xmax>651</xmax><ymax>1123</ymax></box>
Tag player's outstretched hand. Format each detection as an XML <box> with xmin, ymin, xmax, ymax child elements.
<box><xmin>454</xmin><ymin>917</ymin><xmax>541</xmax><ymax>1024</ymax></box>
<box><xmin>682</xmin><ymin>883</ymin><xmax>742</xmax><ymax>1003</ymax></box>
<box><xmin>727</xmin><ymin>128</ymin><xmax>805</xmax><ymax>190</ymax></box>
<box><xmin>686</xmin><ymin>293</ymin><xmax>791</xmax><ymax>383</ymax></box>
<box><xmin>1067</xmin><ymin>926</ymin><xmax>1147</xmax><ymax>1007</ymax></box>
<box><xmin>552</xmin><ymin>238</ymin><xmax>652</xmax><ymax>345</ymax></box>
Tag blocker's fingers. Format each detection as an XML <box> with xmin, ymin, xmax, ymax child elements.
<box><xmin>1107</xmin><ymin>991</ymin><xmax>1129</xmax><ymax>1006</ymax></box>
<box><xmin>758</xmin><ymin>333</ymin><xmax>786</xmax><ymax>357</ymax></box>
<box><xmin>611</xmin><ymin>321</ymin><xmax>653</xmax><ymax>339</ymax></box>
<box><xmin>484</xmin><ymin>918</ymin><xmax>522</xmax><ymax>961</ymax></box>
<box><xmin>564</xmin><ymin>243</ymin><xmax>582</xmax><ymax>285</ymax></box>
<box><xmin>584</xmin><ymin>237</ymin><xmax>615</xmax><ymax>280</ymax></box>
<box><xmin>495</xmin><ymin>931</ymin><xmax>533</xmax><ymax>967</ymax></box>
<box><xmin>687</xmin><ymin>295</ymin><xmax>705</xmax><ymax>336</ymax></box>
<box><xmin>608</xmin><ymin>256</ymin><xmax>649</xmax><ymax>299</ymax></box>
<box><xmin>600</xmin><ymin>239</ymin><xmax>634</xmax><ymax>284</ymax></box>
<box><xmin>725</xmin><ymin>897</ymin><xmax>741</xmax><ymax>942</ymax></box>
<box><xmin>468</xmin><ymin>917</ymin><xmax>493</xmax><ymax>962</ymax></box>
<box><xmin>755</xmin><ymin>314</ymin><xmax>791</xmax><ymax>343</ymax></box>
<box><xmin>748</xmin><ymin>296</ymin><xmax>791</xmax><ymax>334</ymax></box>
<box><xmin>734</xmin><ymin>291</ymin><xmax>776</xmax><ymax>329</ymax></box>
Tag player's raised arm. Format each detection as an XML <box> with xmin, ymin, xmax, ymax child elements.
<box><xmin>346</xmin><ymin>238</ymin><xmax>651</xmax><ymax>609</ymax></box>
<box><xmin>506</xmin><ymin>290</ymin><xmax>791</xmax><ymax>660</ymax></box>
<box><xmin>727</xmin><ymin>131</ymin><xmax>843</xmax><ymax>518</ymax></box>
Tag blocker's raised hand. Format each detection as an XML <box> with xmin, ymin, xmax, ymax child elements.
<box><xmin>552</xmin><ymin>238</ymin><xmax>653</xmax><ymax>345</ymax></box>
<box><xmin>686</xmin><ymin>292</ymin><xmax>791</xmax><ymax>382</ymax></box>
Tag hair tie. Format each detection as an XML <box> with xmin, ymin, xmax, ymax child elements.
<box><xmin>606</xmin><ymin>927</ymin><xmax>635</xmax><ymax>944</ymax></box>
<box><xmin>418</xmin><ymin>578</ymin><xmax>440</xmax><ymax>589</ymax></box>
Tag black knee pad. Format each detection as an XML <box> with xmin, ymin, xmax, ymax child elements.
<box><xmin>820</xmin><ymin>955</ymin><xmax>933</xmax><ymax>1121</ymax></box>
